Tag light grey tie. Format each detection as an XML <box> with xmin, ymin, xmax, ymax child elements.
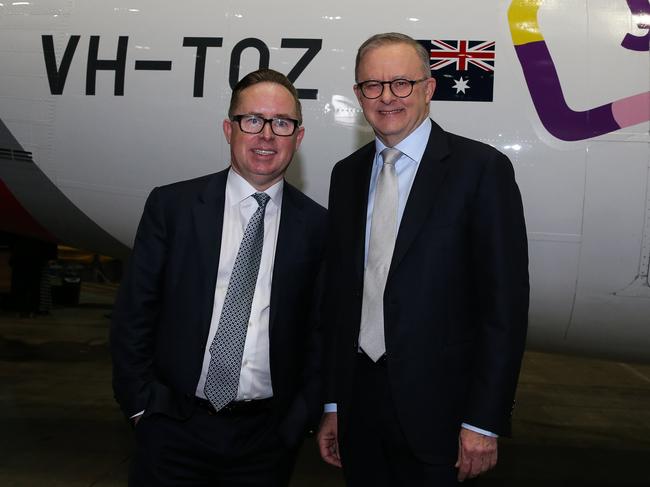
<box><xmin>359</xmin><ymin>148</ymin><xmax>401</xmax><ymax>362</ymax></box>
<box><xmin>204</xmin><ymin>192</ymin><xmax>270</xmax><ymax>411</ymax></box>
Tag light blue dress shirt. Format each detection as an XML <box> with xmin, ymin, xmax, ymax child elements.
<box><xmin>326</xmin><ymin>117</ymin><xmax>496</xmax><ymax>438</ymax></box>
<box><xmin>363</xmin><ymin>118</ymin><xmax>431</xmax><ymax>263</ymax></box>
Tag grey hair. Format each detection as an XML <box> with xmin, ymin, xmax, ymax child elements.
<box><xmin>355</xmin><ymin>32</ymin><xmax>431</xmax><ymax>82</ymax></box>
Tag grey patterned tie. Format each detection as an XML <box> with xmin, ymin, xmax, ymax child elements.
<box><xmin>204</xmin><ymin>192</ymin><xmax>270</xmax><ymax>411</ymax></box>
<box><xmin>359</xmin><ymin>148</ymin><xmax>401</xmax><ymax>362</ymax></box>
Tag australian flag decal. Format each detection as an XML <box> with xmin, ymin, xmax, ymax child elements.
<box><xmin>417</xmin><ymin>39</ymin><xmax>495</xmax><ymax>102</ymax></box>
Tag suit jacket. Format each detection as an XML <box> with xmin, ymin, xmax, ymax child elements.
<box><xmin>111</xmin><ymin>168</ymin><xmax>326</xmax><ymax>447</ymax></box>
<box><xmin>325</xmin><ymin>120</ymin><xmax>529</xmax><ymax>463</ymax></box>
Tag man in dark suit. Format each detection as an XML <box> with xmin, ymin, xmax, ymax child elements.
<box><xmin>111</xmin><ymin>68</ymin><xmax>326</xmax><ymax>487</ymax></box>
<box><xmin>317</xmin><ymin>33</ymin><xmax>529</xmax><ymax>486</ymax></box>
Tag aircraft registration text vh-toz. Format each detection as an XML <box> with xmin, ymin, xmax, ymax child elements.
<box><xmin>0</xmin><ymin>0</ymin><xmax>649</xmax><ymax>361</ymax></box>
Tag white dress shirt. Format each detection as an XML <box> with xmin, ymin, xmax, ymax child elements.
<box><xmin>195</xmin><ymin>169</ymin><xmax>282</xmax><ymax>401</ymax></box>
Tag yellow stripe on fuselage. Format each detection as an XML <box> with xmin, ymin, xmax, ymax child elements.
<box><xmin>508</xmin><ymin>0</ymin><xmax>545</xmax><ymax>45</ymax></box>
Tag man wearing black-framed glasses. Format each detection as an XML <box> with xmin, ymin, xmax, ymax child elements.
<box><xmin>112</xmin><ymin>68</ymin><xmax>326</xmax><ymax>487</ymax></box>
<box><xmin>231</xmin><ymin>114</ymin><xmax>300</xmax><ymax>137</ymax></box>
<box><xmin>318</xmin><ymin>32</ymin><xmax>529</xmax><ymax>487</ymax></box>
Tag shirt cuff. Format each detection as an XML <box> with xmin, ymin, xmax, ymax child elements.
<box><xmin>324</xmin><ymin>403</ymin><xmax>338</xmax><ymax>413</ymax></box>
<box><xmin>461</xmin><ymin>423</ymin><xmax>498</xmax><ymax>438</ymax></box>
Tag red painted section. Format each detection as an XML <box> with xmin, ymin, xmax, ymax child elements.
<box><xmin>0</xmin><ymin>178</ymin><xmax>57</xmax><ymax>241</ymax></box>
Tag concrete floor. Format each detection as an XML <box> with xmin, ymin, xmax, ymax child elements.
<box><xmin>1</xmin><ymin>283</ymin><xmax>650</xmax><ymax>486</ymax></box>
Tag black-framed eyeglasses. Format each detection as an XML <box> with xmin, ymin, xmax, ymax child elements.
<box><xmin>356</xmin><ymin>78</ymin><xmax>428</xmax><ymax>99</ymax></box>
<box><xmin>231</xmin><ymin>114</ymin><xmax>300</xmax><ymax>136</ymax></box>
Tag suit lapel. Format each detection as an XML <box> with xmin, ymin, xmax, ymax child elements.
<box><xmin>349</xmin><ymin>144</ymin><xmax>375</xmax><ymax>282</ymax></box>
<box><xmin>193</xmin><ymin>169</ymin><xmax>228</xmax><ymax>336</ymax></box>
<box><xmin>269</xmin><ymin>182</ymin><xmax>305</xmax><ymax>333</ymax></box>
<box><xmin>389</xmin><ymin>121</ymin><xmax>451</xmax><ymax>277</ymax></box>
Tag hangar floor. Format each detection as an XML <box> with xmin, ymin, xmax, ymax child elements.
<box><xmin>1</xmin><ymin>282</ymin><xmax>650</xmax><ymax>487</ymax></box>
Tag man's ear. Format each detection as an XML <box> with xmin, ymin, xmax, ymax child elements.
<box><xmin>353</xmin><ymin>84</ymin><xmax>364</xmax><ymax>106</ymax></box>
<box><xmin>223</xmin><ymin>118</ymin><xmax>232</xmax><ymax>144</ymax></box>
<box><xmin>425</xmin><ymin>77</ymin><xmax>436</xmax><ymax>100</ymax></box>
<box><xmin>294</xmin><ymin>125</ymin><xmax>305</xmax><ymax>150</ymax></box>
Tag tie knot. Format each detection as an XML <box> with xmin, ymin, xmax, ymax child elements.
<box><xmin>381</xmin><ymin>148</ymin><xmax>402</xmax><ymax>166</ymax></box>
<box><xmin>252</xmin><ymin>192</ymin><xmax>270</xmax><ymax>208</ymax></box>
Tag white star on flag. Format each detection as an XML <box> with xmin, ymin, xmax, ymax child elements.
<box><xmin>452</xmin><ymin>77</ymin><xmax>470</xmax><ymax>94</ymax></box>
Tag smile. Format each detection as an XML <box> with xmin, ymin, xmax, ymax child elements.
<box><xmin>378</xmin><ymin>108</ymin><xmax>404</xmax><ymax>115</ymax></box>
<box><xmin>253</xmin><ymin>149</ymin><xmax>276</xmax><ymax>156</ymax></box>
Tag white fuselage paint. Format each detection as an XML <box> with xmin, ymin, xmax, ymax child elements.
<box><xmin>0</xmin><ymin>0</ymin><xmax>648</xmax><ymax>361</ymax></box>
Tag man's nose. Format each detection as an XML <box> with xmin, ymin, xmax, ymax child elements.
<box><xmin>380</xmin><ymin>83</ymin><xmax>396</xmax><ymax>103</ymax></box>
<box><xmin>260</xmin><ymin>121</ymin><xmax>275</xmax><ymax>139</ymax></box>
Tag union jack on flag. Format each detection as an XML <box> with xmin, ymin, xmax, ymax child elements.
<box><xmin>429</xmin><ymin>40</ymin><xmax>495</xmax><ymax>72</ymax></box>
<box><xmin>417</xmin><ymin>39</ymin><xmax>496</xmax><ymax>102</ymax></box>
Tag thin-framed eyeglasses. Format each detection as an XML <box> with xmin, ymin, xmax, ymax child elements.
<box><xmin>231</xmin><ymin>114</ymin><xmax>300</xmax><ymax>136</ymax></box>
<box><xmin>356</xmin><ymin>78</ymin><xmax>429</xmax><ymax>99</ymax></box>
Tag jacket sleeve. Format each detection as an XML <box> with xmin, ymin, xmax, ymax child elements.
<box><xmin>110</xmin><ymin>187</ymin><xmax>167</xmax><ymax>419</ymax></box>
<box><xmin>463</xmin><ymin>150</ymin><xmax>530</xmax><ymax>436</ymax></box>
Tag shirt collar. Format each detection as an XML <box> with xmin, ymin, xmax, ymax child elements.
<box><xmin>226</xmin><ymin>168</ymin><xmax>284</xmax><ymax>207</ymax></box>
<box><xmin>374</xmin><ymin>118</ymin><xmax>432</xmax><ymax>164</ymax></box>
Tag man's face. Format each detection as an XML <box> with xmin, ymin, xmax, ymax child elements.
<box><xmin>354</xmin><ymin>43</ymin><xmax>436</xmax><ymax>147</ymax></box>
<box><xmin>223</xmin><ymin>82</ymin><xmax>304</xmax><ymax>190</ymax></box>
